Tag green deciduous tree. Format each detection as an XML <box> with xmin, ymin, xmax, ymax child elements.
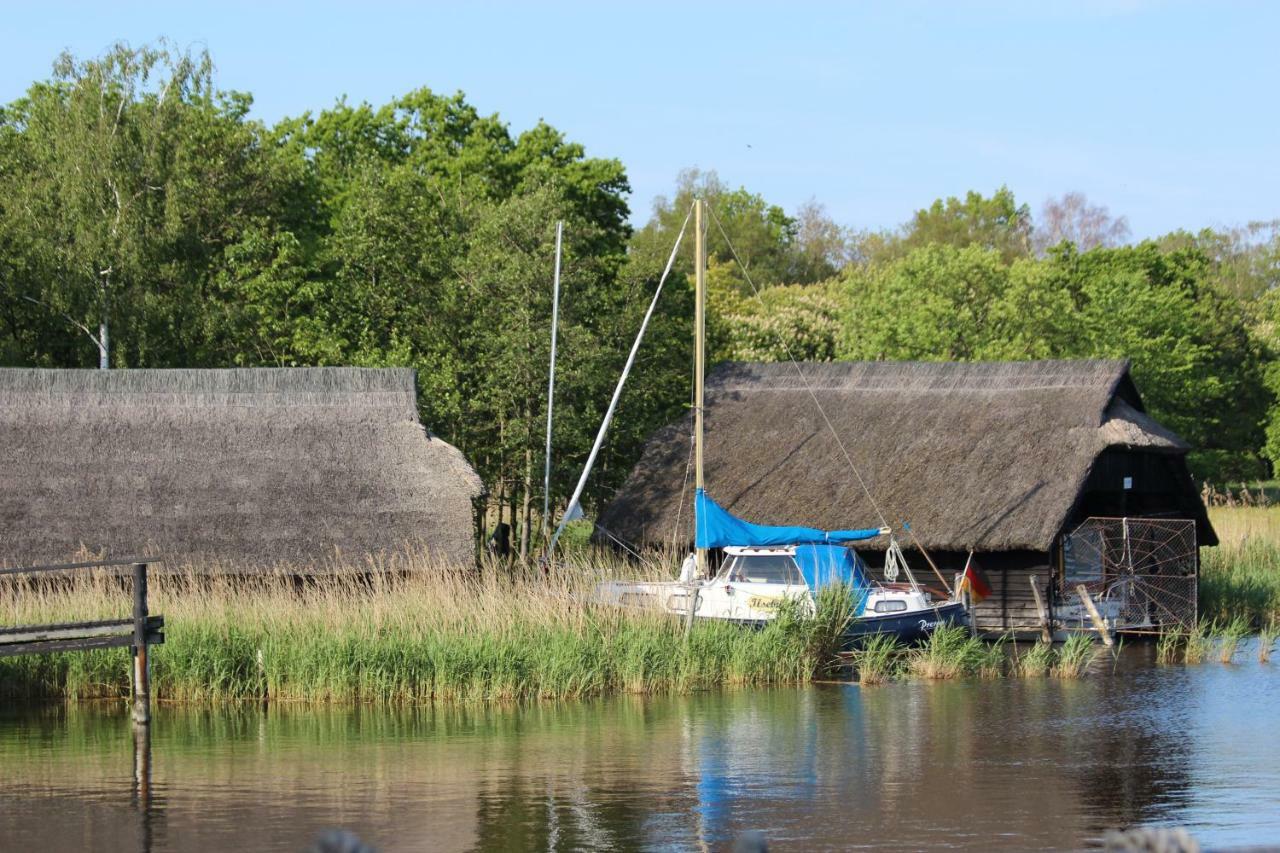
<box><xmin>0</xmin><ymin>41</ymin><xmax>298</xmax><ymax>369</ymax></box>
<box><xmin>831</xmin><ymin>239</ymin><xmax>1266</xmax><ymax>478</ymax></box>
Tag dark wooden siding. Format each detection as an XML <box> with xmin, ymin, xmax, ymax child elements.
<box><xmin>1070</xmin><ymin>448</ymin><xmax>1215</xmax><ymax>545</ymax></box>
<box><xmin>861</xmin><ymin>548</ymin><xmax>1055</xmax><ymax>633</ymax></box>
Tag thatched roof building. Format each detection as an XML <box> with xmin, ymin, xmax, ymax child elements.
<box><xmin>599</xmin><ymin>359</ymin><xmax>1213</xmax><ymax>633</ymax></box>
<box><xmin>0</xmin><ymin>368</ymin><xmax>482</xmax><ymax>568</ymax></box>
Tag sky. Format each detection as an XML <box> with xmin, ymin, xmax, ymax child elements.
<box><xmin>4</xmin><ymin>0</ymin><xmax>1277</xmax><ymax>240</ymax></box>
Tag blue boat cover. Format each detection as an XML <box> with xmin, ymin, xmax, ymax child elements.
<box><xmin>694</xmin><ymin>488</ymin><xmax>882</xmax><ymax>549</ymax></box>
<box><xmin>794</xmin><ymin>543</ymin><xmax>871</xmax><ymax>616</ymax></box>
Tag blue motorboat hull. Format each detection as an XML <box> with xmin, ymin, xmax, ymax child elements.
<box><xmin>843</xmin><ymin>601</ymin><xmax>969</xmax><ymax>646</ymax></box>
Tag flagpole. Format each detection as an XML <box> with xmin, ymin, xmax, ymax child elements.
<box><xmin>542</xmin><ymin>220</ymin><xmax>563</xmax><ymax>542</ymax></box>
<box><xmin>961</xmin><ymin>549</ymin><xmax>976</xmax><ymax>636</ymax></box>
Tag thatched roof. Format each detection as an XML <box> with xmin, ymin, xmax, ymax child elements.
<box><xmin>0</xmin><ymin>368</ymin><xmax>482</xmax><ymax>568</ymax></box>
<box><xmin>597</xmin><ymin>359</ymin><xmax>1213</xmax><ymax>552</ymax></box>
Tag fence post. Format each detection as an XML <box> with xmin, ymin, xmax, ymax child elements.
<box><xmin>131</xmin><ymin>562</ymin><xmax>151</xmax><ymax>725</ymax></box>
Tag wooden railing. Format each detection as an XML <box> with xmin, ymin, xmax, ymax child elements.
<box><xmin>0</xmin><ymin>558</ymin><xmax>163</xmax><ymax>724</ymax></box>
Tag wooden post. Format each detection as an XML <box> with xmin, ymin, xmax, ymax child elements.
<box><xmin>1029</xmin><ymin>575</ymin><xmax>1052</xmax><ymax>644</ymax></box>
<box><xmin>683</xmin><ymin>584</ymin><xmax>700</xmax><ymax>638</ymax></box>
<box><xmin>693</xmin><ymin>198</ymin><xmax>706</xmax><ymax>582</ymax></box>
<box><xmin>1075</xmin><ymin>584</ymin><xmax>1115</xmax><ymax>648</ymax></box>
<box><xmin>131</xmin><ymin>562</ymin><xmax>151</xmax><ymax>725</ymax></box>
<box><xmin>686</xmin><ymin>198</ymin><xmax>707</xmax><ymax>642</ymax></box>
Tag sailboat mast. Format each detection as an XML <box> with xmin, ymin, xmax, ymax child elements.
<box><xmin>694</xmin><ymin>199</ymin><xmax>707</xmax><ymax>578</ymax></box>
<box><xmin>542</xmin><ymin>220</ymin><xmax>563</xmax><ymax>540</ymax></box>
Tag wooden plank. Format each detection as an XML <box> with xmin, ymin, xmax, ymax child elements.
<box><xmin>0</xmin><ymin>630</ymin><xmax>164</xmax><ymax>658</ymax></box>
<box><xmin>0</xmin><ymin>557</ymin><xmax>155</xmax><ymax>578</ymax></box>
<box><xmin>1029</xmin><ymin>575</ymin><xmax>1052</xmax><ymax>643</ymax></box>
<box><xmin>0</xmin><ymin>616</ymin><xmax>163</xmax><ymax>645</ymax></box>
<box><xmin>1075</xmin><ymin>584</ymin><xmax>1116</xmax><ymax>647</ymax></box>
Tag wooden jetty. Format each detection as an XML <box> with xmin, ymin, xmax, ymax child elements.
<box><xmin>0</xmin><ymin>558</ymin><xmax>163</xmax><ymax>724</ymax></box>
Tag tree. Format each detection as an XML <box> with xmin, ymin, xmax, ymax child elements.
<box><xmin>718</xmin><ymin>281</ymin><xmax>842</xmax><ymax>362</ymax></box>
<box><xmin>0</xmin><ymin>42</ymin><xmax>296</xmax><ymax>369</ymax></box>
<box><xmin>897</xmin><ymin>186</ymin><xmax>1033</xmax><ymax>262</ymax></box>
<box><xmin>833</xmin><ymin>240</ymin><xmax>1266</xmax><ymax>479</ymax></box>
<box><xmin>837</xmin><ymin>244</ymin><xmax>1021</xmax><ymax>361</ymax></box>
<box><xmin>632</xmin><ymin>169</ymin><xmax>843</xmax><ymax>292</ymax></box>
<box><xmin>1034</xmin><ymin>192</ymin><xmax>1130</xmax><ymax>254</ymax></box>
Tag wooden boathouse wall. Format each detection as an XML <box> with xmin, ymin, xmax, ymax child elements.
<box><xmin>861</xmin><ymin>549</ymin><xmax>1055</xmax><ymax>634</ymax></box>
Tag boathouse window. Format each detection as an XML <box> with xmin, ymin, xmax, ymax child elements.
<box><xmin>873</xmin><ymin>600</ymin><xmax>908</xmax><ymax>614</ymax></box>
<box><xmin>729</xmin><ymin>555</ymin><xmax>803</xmax><ymax>585</ymax></box>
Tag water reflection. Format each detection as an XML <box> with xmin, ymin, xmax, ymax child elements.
<box><xmin>0</xmin><ymin>652</ymin><xmax>1276</xmax><ymax>851</ymax></box>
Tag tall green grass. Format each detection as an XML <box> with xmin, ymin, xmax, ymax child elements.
<box><xmin>849</xmin><ymin>633</ymin><xmax>902</xmax><ymax>684</ymax></box>
<box><xmin>1182</xmin><ymin>621</ymin><xmax>1214</xmax><ymax>665</ymax></box>
<box><xmin>1053</xmin><ymin>633</ymin><xmax>1098</xmax><ymax>678</ymax></box>
<box><xmin>1202</xmin><ymin>508</ymin><xmax>1280</xmax><ymax>627</ymax></box>
<box><xmin>1259</xmin><ymin>620</ymin><xmax>1279</xmax><ymax>663</ymax></box>
<box><xmin>1214</xmin><ymin>616</ymin><xmax>1250</xmax><ymax>663</ymax></box>
<box><xmin>0</xmin><ymin>554</ymin><xmax>855</xmax><ymax>705</ymax></box>
<box><xmin>1014</xmin><ymin>640</ymin><xmax>1054</xmax><ymax>677</ymax></box>
<box><xmin>850</xmin><ymin>628</ymin><xmax>1102</xmax><ymax>683</ymax></box>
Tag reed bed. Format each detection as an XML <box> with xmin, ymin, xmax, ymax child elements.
<box><xmin>0</xmin><ymin>553</ymin><xmax>855</xmax><ymax>705</ymax></box>
<box><xmin>1201</xmin><ymin>507</ymin><xmax>1280</xmax><ymax>627</ymax></box>
<box><xmin>850</xmin><ymin>629</ymin><xmax>1102</xmax><ymax>684</ymax></box>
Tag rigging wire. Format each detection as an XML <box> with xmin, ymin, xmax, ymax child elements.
<box><xmin>705</xmin><ymin>201</ymin><xmax>893</xmax><ymax>533</ymax></box>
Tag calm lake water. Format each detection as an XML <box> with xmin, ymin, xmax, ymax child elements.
<box><xmin>2</xmin><ymin>647</ymin><xmax>1278</xmax><ymax>852</ymax></box>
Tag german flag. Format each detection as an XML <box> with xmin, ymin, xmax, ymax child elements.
<box><xmin>957</xmin><ymin>553</ymin><xmax>992</xmax><ymax>603</ymax></box>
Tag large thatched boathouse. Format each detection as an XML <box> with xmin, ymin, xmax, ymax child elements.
<box><xmin>0</xmin><ymin>368</ymin><xmax>482</xmax><ymax>568</ymax></box>
<box><xmin>598</xmin><ymin>360</ymin><xmax>1215</xmax><ymax>634</ymax></box>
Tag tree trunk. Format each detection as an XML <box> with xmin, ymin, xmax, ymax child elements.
<box><xmin>98</xmin><ymin>272</ymin><xmax>110</xmax><ymax>369</ymax></box>
<box><xmin>519</xmin><ymin>445</ymin><xmax>533</xmax><ymax>563</ymax></box>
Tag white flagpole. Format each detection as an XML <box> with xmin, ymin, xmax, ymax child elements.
<box><xmin>542</xmin><ymin>221</ymin><xmax>564</xmax><ymax>541</ymax></box>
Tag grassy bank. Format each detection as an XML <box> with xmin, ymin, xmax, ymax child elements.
<box><xmin>849</xmin><ymin>627</ymin><xmax>1107</xmax><ymax>684</ymax></box>
<box><xmin>0</xmin><ymin>555</ymin><xmax>854</xmax><ymax>704</ymax></box>
<box><xmin>1201</xmin><ymin>507</ymin><xmax>1280</xmax><ymax>626</ymax></box>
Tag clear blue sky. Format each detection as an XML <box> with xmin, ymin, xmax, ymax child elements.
<box><xmin>5</xmin><ymin>1</ymin><xmax>1277</xmax><ymax>239</ymax></box>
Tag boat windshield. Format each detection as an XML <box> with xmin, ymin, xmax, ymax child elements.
<box><xmin>726</xmin><ymin>554</ymin><xmax>803</xmax><ymax>585</ymax></box>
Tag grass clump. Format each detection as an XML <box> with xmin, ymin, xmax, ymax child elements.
<box><xmin>906</xmin><ymin>626</ymin><xmax>985</xmax><ymax>680</ymax></box>
<box><xmin>850</xmin><ymin>633</ymin><xmax>903</xmax><ymax>685</ymax></box>
<box><xmin>1183</xmin><ymin>621</ymin><xmax>1213</xmax><ymax>665</ymax></box>
<box><xmin>976</xmin><ymin>634</ymin><xmax>1009</xmax><ymax>679</ymax></box>
<box><xmin>1259</xmin><ymin>620</ymin><xmax>1279</xmax><ymax>663</ymax></box>
<box><xmin>0</xmin><ymin>552</ymin><xmax>855</xmax><ymax>705</ymax></box>
<box><xmin>1156</xmin><ymin>628</ymin><xmax>1186</xmax><ymax>665</ymax></box>
<box><xmin>1053</xmin><ymin>633</ymin><xmax>1098</xmax><ymax>678</ymax></box>
<box><xmin>1215</xmin><ymin>616</ymin><xmax>1250</xmax><ymax>664</ymax></box>
<box><xmin>1014</xmin><ymin>641</ymin><xmax>1054</xmax><ymax>677</ymax></box>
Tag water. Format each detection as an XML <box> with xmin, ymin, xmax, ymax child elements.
<box><xmin>1</xmin><ymin>648</ymin><xmax>1278</xmax><ymax>851</ymax></box>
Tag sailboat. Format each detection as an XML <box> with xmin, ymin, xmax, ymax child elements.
<box><xmin>550</xmin><ymin>199</ymin><xmax>968</xmax><ymax>645</ymax></box>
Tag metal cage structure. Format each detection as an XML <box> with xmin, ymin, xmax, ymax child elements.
<box><xmin>1058</xmin><ymin>517</ymin><xmax>1198</xmax><ymax>633</ymax></box>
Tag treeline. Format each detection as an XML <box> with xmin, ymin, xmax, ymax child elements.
<box><xmin>2</xmin><ymin>44</ymin><xmax>1278</xmax><ymax>546</ymax></box>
